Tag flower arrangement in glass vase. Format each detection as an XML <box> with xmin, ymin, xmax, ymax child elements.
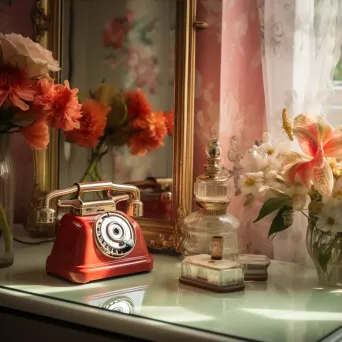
<box><xmin>0</xmin><ymin>33</ymin><xmax>82</xmax><ymax>267</ymax></box>
<box><xmin>240</xmin><ymin>109</ymin><xmax>342</xmax><ymax>287</ymax></box>
<box><xmin>64</xmin><ymin>82</ymin><xmax>173</xmax><ymax>183</ymax></box>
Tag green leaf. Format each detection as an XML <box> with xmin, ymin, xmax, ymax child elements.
<box><xmin>253</xmin><ymin>196</ymin><xmax>291</xmax><ymax>223</ymax></box>
<box><xmin>268</xmin><ymin>205</ymin><xmax>293</xmax><ymax>238</ymax></box>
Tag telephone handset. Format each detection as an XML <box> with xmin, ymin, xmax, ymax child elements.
<box><xmin>35</xmin><ymin>181</ymin><xmax>153</xmax><ymax>283</ymax></box>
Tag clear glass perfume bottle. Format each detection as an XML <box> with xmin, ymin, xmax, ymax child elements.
<box><xmin>180</xmin><ymin>138</ymin><xmax>240</xmax><ymax>260</ymax></box>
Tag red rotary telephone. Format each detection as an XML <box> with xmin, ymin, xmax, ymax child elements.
<box><xmin>35</xmin><ymin>181</ymin><xmax>153</xmax><ymax>284</ymax></box>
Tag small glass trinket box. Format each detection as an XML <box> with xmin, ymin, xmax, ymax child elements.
<box><xmin>179</xmin><ymin>237</ymin><xmax>245</xmax><ymax>292</ymax></box>
<box><xmin>237</xmin><ymin>254</ymin><xmax>270</xmax><ymax>281</ymax></box>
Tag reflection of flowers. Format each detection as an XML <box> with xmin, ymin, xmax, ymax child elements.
<box><xmin>103</xmin><ymin>11</ymin><xmax>160</xmax><ymax>94</ymax></box>
<box><xmin>126</xmin><ymin>48</ymin><xmax>159</xmax><ymax>93</ymax></box>
<box><xmin>65</xmin><ymin>83</ymin><xmax>173</xmax><ymax>182</ymax></box>
<box><xmin>164</xmin><ymin>108</ymin><xmax>174</xmax><ymax>135</ymax></box>
<box><xmin>103</xmin><ymin>10</ymin><xmax>133</xmax><ymax>50</ymax></box>
<box><xmin>129</xmin><ymin>111</ymin><xmax>167</xmax><ymax>156</ymax></box>
<box><xmin>65</xmin><ymin>99</ymin><xmax>110</xmax><ymax>148</ymax></box>
<box><xmin>125</xmin><ymin>87</ymin><xmax>152</xmax><ymax>118</ymax></box>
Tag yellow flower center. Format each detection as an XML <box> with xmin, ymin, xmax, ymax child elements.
<box><xmin>334</xmin><ymin>190</ymin><xmax>342</xmax><ymax>199</ymax></box>
<box><xmin>245</xmin><ymin>178</ymin><xmax>256</xmax><ymax>186</ymax></box>
<box><xmin>281</xmin><ymin>108</ymin><xmax>294</xmax><ymax>141</ymax></box>
<box><xmin>326</xmin><ymin>217</ymin><xmax>335</xmax><ymax>226</ymax></box>
<box><xmin>333</xmin><ymin>167</ymin><xmax>342</xmax><ymax>178</ymax></box>
<box><xmin>329</xmin><ymin>159</ymin><xmax>337</xmax><ymax>169</ymax></box>
<box><xmin>267</xmin><ymin>148</ymin><xmax>275</xmax><ymax>155</ymax></box>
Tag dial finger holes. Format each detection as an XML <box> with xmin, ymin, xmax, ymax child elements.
<box><xmin>95</xmin><ymin>212</ymin><xmax>136</xmax><ymax>258</ymax></box>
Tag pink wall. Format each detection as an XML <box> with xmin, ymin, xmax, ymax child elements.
<box><xmin>194</xmin><ymin>0</ymin><xmax>272</xmax><ymax>257</ymax></box>
<box><xmin>1</xmin><ymin>0</ymin><xmax>36</xmax><ymax>223</ymax></box>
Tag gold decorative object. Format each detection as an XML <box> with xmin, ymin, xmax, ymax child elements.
<box><xmin>31</xmin><ymin>0</ymin><xmax>50</xmax><ymax>43</ymax></box>
<box><xmin>26</xmin><ymin>0</ymin><xmax>197</xmax><ymax>251</ymax></box>
<box><xmin>193</xmin><ymin>21</ymin><xmax>208</xmax><ymax>30</ymax></box>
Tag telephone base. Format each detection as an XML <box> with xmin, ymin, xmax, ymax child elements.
<box><xmin>46</xmin><ymin>254</ymin><xmax>153</xmax><ymax>284</ymax></box>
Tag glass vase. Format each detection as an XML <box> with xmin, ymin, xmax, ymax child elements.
<box><xmin>307</xmin><ymin>194</ymin><xmax>342</xmax><ymax>287</ymax></box>
<box><xmin>0</xmin><ymin>134</ymin><xmax>14</xmax><ymax>268</ymax></box>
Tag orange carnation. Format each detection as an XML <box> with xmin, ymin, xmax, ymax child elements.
<box><xmin>129</xmin><ymin>111</ymin><xmax>167</xmax><ymax>156</ymax></box>
<box><xmin>34</xmin><ymin>79</ymin><xmax>83</xmax><ymax>131</ymax></box>
<box><xmin>19</xmin><ymin>120</ymin><xmax>49</xmax><ymax>149</ymax></box>
<box><xmin>125</xmin><ymin>88</ymin><xmax>152</xmax><ymax>119</ymax></box>
<box><xmin>164</xmin><ymin>108</ymin><xmax>174</xmax><ymax>135</ymax></box>
<box><xmin>65</xmin><ymin>99</ymin><xmax>111</xmax><ymax>148</ymax></box>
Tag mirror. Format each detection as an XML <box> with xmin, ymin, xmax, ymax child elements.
<box><xmin>28</xmin><ymin>0</ymin><xmax>196</xmax><ymax>251</ymax></box>
<box><xmin>59</xmin><ymin>0</ymin><xmax>175</xmax><ymax>223</ymax></box>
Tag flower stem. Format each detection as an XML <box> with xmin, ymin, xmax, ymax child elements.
<box><xmin>301</xmin><ymin>210</ymin><xmax>309</xmax><ymax>219</ymax></box>
<box><xmin>79</xmin><ymin>138</ymin><xmax>107</xmax><ymax>183</ymax></box>
<box><xmin>0</xmin><ymin>202</ymin><xmax>12</xmax><ymax>253</ymax></box>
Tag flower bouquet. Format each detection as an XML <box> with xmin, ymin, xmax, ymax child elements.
<box><xmin>64</xmin><ymin>82</ymin><xmax>173</xmax><ymax>184</ymax></box>
<box><xmin>240</xmin><ymin>109</ymin><xmax>342</xmax><ymax>287</ymax></box>
<box><xmin>0</xmin><ymin>33</ymin><xmax>82</xmax><ymax>266</ymax></box>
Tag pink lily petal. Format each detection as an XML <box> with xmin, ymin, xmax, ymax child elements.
<box><xmin>285</xmin><ymin>160</ymin><xmax>313</xmax><ymax>187</ymax></box>
<box><xmin>323</xmin><ymin>132</ymin><xmax>342</xmax><ymax>157</ymax></box>
<box><xmin>281</xmin><ymin>151</ymin><xmax>312</xmax><ymax>169</ymax></box>
<box><xmin>316</xmin><ymin>116</ymin><xmax>335</xmax><ymax>142</ymax></box>
<box><xmin>293</xmin><ymin>125</ymin><xmax>318</xmax><ymax>156</ymax></box>
<box><xmin>312</xmin><ymin>159</ymin><xmax>334</xmax><ymax>196</ymax></box>
<box><xmin>293</xmin><ymin>113</ymin><xmax>317</xmax><ymax>127</ymax></box>
<box><xmin>314</xmin><ymin>142</ymin><xmax>324</xmax><ymax>168</ymax></box>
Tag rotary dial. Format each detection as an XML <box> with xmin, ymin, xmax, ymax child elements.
<box><xmin>95</xmin><ymin>212</ymin><xmax>136</xmax><ymax>258</ymax></box>
<box><xmin>101</xmin><ymin>297</ymin><xmax>134</xmax><ymax>314</ymax></box>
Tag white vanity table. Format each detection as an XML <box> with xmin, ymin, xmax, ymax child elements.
<box><xmin>1</xmin><ymin>240</ymin><xmax>342</xmax><ymax>342</ymax></box>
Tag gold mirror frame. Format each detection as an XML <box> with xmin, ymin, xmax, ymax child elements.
<box><xmin>29</xmin><ymin>0</ymin><xmax>197</xmax><ymax>252</ymax></box>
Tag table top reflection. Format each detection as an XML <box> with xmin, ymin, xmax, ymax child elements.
<box><xmin>0</xmin><ymin>242</ymin><xmax>342</xmax><ymax>342</ymax></box>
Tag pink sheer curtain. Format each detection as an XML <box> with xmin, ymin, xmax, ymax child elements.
<box><xmin>194</xmin><ymin>0</ymin><xmax>272</xmax><ymax>257</ymax></box>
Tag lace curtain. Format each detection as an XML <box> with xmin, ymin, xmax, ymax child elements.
<box><xmin>257</xmin><ymin>0</ymin><xmax>342</xmax><ymax>264</ymax></box>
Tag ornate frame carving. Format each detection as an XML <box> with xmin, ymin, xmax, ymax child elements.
<box><xmin>29</xmin><ymin>0</ymin><xmax>197</xmax><ymax>252</ymax></box>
